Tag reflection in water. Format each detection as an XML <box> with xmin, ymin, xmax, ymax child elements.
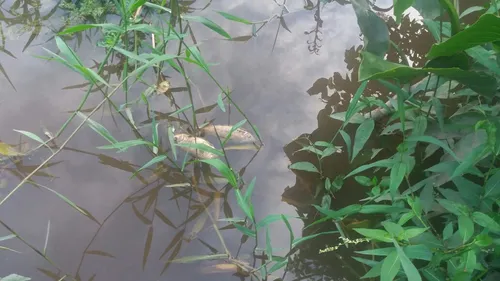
<box><xmin>1</xmin><ymin>0</ymin><xmax>488</xmax><ymax>280</ymax></box>
<box><xmin>280</xmin><ymin>11</ymin><xmax>439</xmax><ymax>281</ymax></box>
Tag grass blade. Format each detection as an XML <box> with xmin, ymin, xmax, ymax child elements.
<box><xmin>199</xmin><ymin>159</ymin><xmax>237</xmax><ymax>188</ymax></box>
<box><xmin>133</xmin><ymin>155</ymin><xmax>167</xmax><ymax>177</ymax></box>
<box><xmin>167</xmin><ymin>126</ymin><xmax>177</xmax><ymax>160</ymax></box>
<box><xmin>97</xmin><ymin>140</ymin><xmax>153</xmax><ymax>151</ymax></box>
<box><xmin>43</xmin><ymin>220</ymin><xmax>50</xmax><ymax>255</ymax></box>
<box><xmin>77</xmin><ymin>112</ymin><xmax>117</xmax><ymax>144</ymax></box>
<box><xmin>184</xmin><ymin>15</ymin><xmax>231</xmax><ymax>39</ymax></box>
<box><xmin>216</xmin><ymin>11</ymin><xmax>252</xmax><ymax>24</ymax></box>
<box><xmin>172</xmin><ymin>254</ymin><xmax>228</xmax><ymax>263</ymax></box>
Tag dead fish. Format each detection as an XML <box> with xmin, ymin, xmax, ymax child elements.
<box><xmin>174</xmin><ymin>134</ymin><xmax>218</xmax><ymax>159</ymax></box>
<box><xmin>201</xmin><ymin>125</ymin><xmax>256</xmax><ymax>144</ymax></box>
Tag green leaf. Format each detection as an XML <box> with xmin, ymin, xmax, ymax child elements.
<box><xmin>352</xmin><ymin>119</ymin><xmax>374</xmax><ymax>162</ymax></box>
<box><xmin>289</xmin><ymin>162</ymin><xmax>319</xmax><ymax>173</ymax></box>
<box><xmin>355</xmin><ymin>176</ymin><xmax>372</xmax><ymax>186</ymax></box>
<box><xmin>244</xmin><ymin>177</ymin><xmax>256</xmax><ymax>203</ymax></box>
<box><xmin>381</xmin><ymin>251</ymin><xmax>401</xmax><ymax>281</ymax></box>
<box><xmin>0</xmin><ymin>234</ymin><xmax>16</xmax><ymax>242</ymax></box>
<box><xmin>484</xmin><ymin>171</ymin><xmax>500</xmax><ymax>198</ymax></box>
<box><xmin>383</xmin><ymin>221</ymin><xmax>405</xmax><ymax>237</ymax></box>
<box><xmin>200</xmin><ymin>159</ymin><xmax>238</xmax><ymax>188</ymax></box>
<box><xmin>459</xmin><ymin>6</ymin><xmax>485</xmax><ymax>18</ymax></box>
<box><xmin>128</xmin><ymin>0</ymin><xmax>146</xmax><ymax>15</ymax></box>
<box><xmin>474</xmin><ymin>234</ymin><xmax>493</xmax><ymax>247</ymax></box>
<box><xmin>113</xmin><ymin>46</ymin><xmax>149</xmax><ymax>63</ymax></box>
<box><xmin>359</xmin><ymin>51</ymin><xmax>497</xmax><ymax>96</ymax></box>
<box><xmin>361</xmin><ymin>260</ymin><xmax>383</xmax><ymax>278</ymax></box>
<box><xmin>345</xmin><ymin>81</ymin><xmax>368</xmax><ymax>124</ymax></box>
<box><xmin>443</xmin><ymin>222</ymin><xmax>454</xmax><ymax>240</ymax></box>
<box><xmin>394</xmin><ymin>0</ymin><xmax>415</xmax><ymax>23</ymax></box>
<box><xmin>394</xmin><ymin>241</ymin><xmax>422</xmax><ymax>281</ymax></box>
<box><xmin>172</xmin><ymin>253</ymin><xmax>228</xmax><ymax>263</ymax></box>
<box><xmin>13</xmin><ymin>130</ymin><xmax>45</xmax><ymax>144</ymax></box>
<box><xmin>235</xmin><ymin>188</ymin><xmax>254</xmax><ymax>221</ymax></box>
<box><xmin>233</xmin><ymin>223</ymin><xmax>256</xmax><ymax>237</ymax></box>
<box><xmin>134</xmin><ymin>155</ymin><xmax>167</xmax><ymax>176</ymax></box>
<box><xmin>78</xmin><ymin>112</ymin><xmax>117</xmax><ymax>144</ymax></box>
<box><xmin>183</xmin><ymin>15</ymin><xmax>231</xmax><ymax>39</ymax></box>
<box><xmin>167</xmin><ymin>126</ymin><xmax>177</xmax><ymax>160</ymax></box>
<box><xmin>268</xmin><ymin>259</ymin><xmax>288</xmax><ymax>274</ymax></box>
<box><xmin>222</xmin><ymin>119</ymin><xmax>247</xmax><ymax>145</ymax></box>
<box><xmin>404</xmin><ymin>244</ymin><xmax>432</xmax><ymax>261</ymax></box>
<box><xmin>176</xmin><ymin>142</ymin><xmax>224</xmax><ymax>157</ymax></box>
<box><xmin>402</xmin><ymin>228</ymin><xmax>427</xmax><ymax>240</ymax></box>
<box><xmin>390</xmin><ymin>162</ymin><xmax>407</xmax><ymax>196</ymax></box>
<box><xmin>360</xmin><ymin>205</ymin><xmax>407</xmax><ymax>214</ymax></box>
<box><xmin>458</xmin><ymin>215</ymin><xmax>474</xmax><ymax>244</ymax></box>
<box><xmin>340</xmin><ymin>130</ymin><xmax>352</xmax><ymax>160</ymax></box>
<box><xmin>472</xmin><ymin>212</ymin><xmax>500</xmax><ymax>233</ymax></box>
<box><xmin>428</xmin><ymin>14</ymin><xmax>500</xmax><ymax>59</ymax></box>
<box><xmin>437</xmin><ymin>199</ymin><xmax>469</xmax><ymax>216</ymax></box>
<box><xmin>421</xmin><ymin>268</ymin><xmax>445</xmax><ymax>281</ymax></box>
<box><xmin>356</xmin><ymin>247</ymin><xmax>393</xmax><ymax>256</ymax></box>
<box><xmin>451</xmin><ymin>143</ymin><xmax>487</xmax><ymax>179</ymax></box>
<box><xmin>39</xmin><ymin>184</ymin><xmax>88</xmax><ymax>217</ymax></box>
<box><xmin>346</xmin><ymin>158</ymin><xmax>395</xmax><ymax>178</ymax></box>
<box><xmin>169</xmin><ymin>105</ymin><xmax>193</xmax><ymax>116</ymax></box>
<box><xmin>354</xmin><ymin>228</ymin><xmax>392</xmax><ymax>242</ymax></box>
<box><xmin>281</xmin><ymin>215</ymin><xmax>294</xmax><ymax>249</ymax></box>
<box><xmin>98</xmin><ymin>140</ymin><xmax>153</xmax><ymax>151</ymax></box>
<box><xmin>266</xmin><ymin>227</ymin><xmax>273</xmax><ymax>261</ymax></box>
<box><xmin>216</xmin><ymin>11</ymin><xmax>252</xmax><ymax>24</ymax></box>
<box><xmin>216</xmin><ymin>93</ymin><xmax>225</xmax><ymax>112</ymax></box>
<box><xmin>406</xmin><ymin>135</ymin><xmax>459</xmax><ymax>161</ymax></box>
<box><xmin>351</xmin><ymin>0</ymin><xmax>390</xmax><ymax>56</ymax></box>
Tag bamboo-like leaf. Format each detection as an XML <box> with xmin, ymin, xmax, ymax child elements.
<box><xmin>216</xmin><ymin>93</ymin><xmax>226</xmax><ymax>112</ymax></box>
<box><xmin>59</xmin><ymin>24</ymin><xmax>123</xmax><ymax>35</ymax></box>
<box><xmin>143</xmin><ymin>226</ymin><xmax>153</xmax><ymax>270</ymax></box>
<box><xmin>169</xmin><ymin>104</ymin><xmax>192</xmax><ymax>116</ymax></box>
<box><xmin>172</xmin><ymin>254</ymin><xmax>228</xmax><ymax>263</ymax></box>
<box><xmin>381</xmin><ymin>251</ymin><xmax>400</xmax><ymax>281</ymax></box>
<box><xmin>98</xmin><ymin>140</ymin><xmax>153</xmax><ymax>151</ymax></box>
<box><xmin>352</xmin><ymin>119</ymin><xmax>375</xmax><ymax>162</ymax></box>
<box><xmin>184</xmin><ymin>15</ymin><xmax>231</xmax><ymax>39</ymax></box>
<box><xmin>199</xmin><ymin>159</ymin><xmax>237</xmax><ymax>188</ymax></box>
<box><xmin>289</xmin><ymin>162</ymin><xmax>319</xmax><ymax>173</ymax></box>
<box><xmin>394</xmin><ymin>241</ymin><xmax>421</xmax><ymax>281</ymax></box>
<box><xmin>266</xmin><ymin>227</ymin><xmax>273</xmax><ymax>261</ymax></box>
<box><xmin>232</xmin><ymin>223</ymin><xmax>256</xmax><ymax>237</ymax></box>
<box><xmin>216</xmin><ymin>11</ymin><xmax>252</xmax><ymax>24</ymax></box>
<box><xmin>78</xmin><ymin>112</ymin><xmax>117</xmax><ymax>144</ymax></box>
<box><xmin>132</xmin><ymin>203</ymin><xmax>152</xmax><ymax>225</ymax></box>
<box><xmin>133</xmin><ymin>155</ymin><xmax>167</xmax><ymax>177</ymax></box>
<box><xmin>13</xmin><ymin>130</ymin><xmax>45</xmax><ymax>144</ymax></box>
<box><xmin>405</xmin><ymin>135</ymin><xmax>459</xmax><ymax>161</ymax></box>
<box><xmin>235</xmin><ymin>188</ymin><xmax>254</xmax><ymax>221</ymax></box>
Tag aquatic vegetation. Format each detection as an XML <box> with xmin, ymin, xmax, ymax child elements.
<box><xmin>285</xmin><ymin>1</ymin><xmax>500</xmax><ymax>281</ymax></box>
<box><xmin>2</xmin><ymin>0</ymin><xmax>500</xmax><ymax>280</ymax></box>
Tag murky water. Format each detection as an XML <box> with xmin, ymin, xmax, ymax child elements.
<box><xmin>0</xmin><ymin>0</ymin><xmax>475</xmax><ymax>280</ymax></box>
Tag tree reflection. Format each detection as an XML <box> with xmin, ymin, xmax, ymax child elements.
<box><xmin>282</xmin><ymin>12</ymin><xmax>436</xmax><ymax>281</ymax></box>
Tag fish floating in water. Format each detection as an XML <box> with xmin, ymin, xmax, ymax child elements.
<box><xmin>201</xmin><ymin>125</ymin><xmax>256</xmax><ymax>144</ymax></box>
<box><xmin>174</xmin><ymin>134</ymin><xmax>219</xmax><ymax>159</ymax></box>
